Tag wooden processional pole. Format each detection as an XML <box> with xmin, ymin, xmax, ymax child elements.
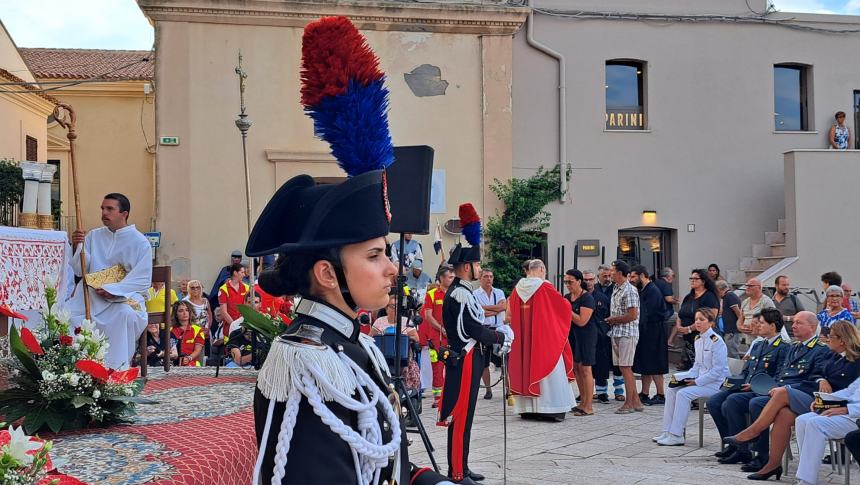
<box><xmin>53</xmin><ymin>103</ymin><xmax>91</xmax><ymax>320</ymax></box>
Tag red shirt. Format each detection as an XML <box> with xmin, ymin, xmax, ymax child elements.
<box><xmin>171</xmin><ymin>324</ymin><xmax>204</xmax><ymax>363</ymax></box>
<box><xmin>420</xmin><ymin>287</ymin><xmax>447</xmax><ymax>348</ymax></box>
<box><xmin>218</xmin><ymin>280</ymin><xmax>249</xmax><ymax>320</ymax></box>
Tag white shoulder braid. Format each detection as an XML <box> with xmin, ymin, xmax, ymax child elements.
<box><xmin>358</xmin><ymin>332</ymin><xmax>392</xmax><ymax>381</ymax></box>
<box><xmin>257</xmin><ymin>337</ymin><xmax>358</xmax><ymax>402</ymax></box>
<box><xmin>450</xmin><ymin>285</ymin><xmax>485</xmax><ymax>342</ymax></box>
<box><xmin>253</xmin><ymin>336</ymin><xmax>402</xmax><ymax>485</ymax></box>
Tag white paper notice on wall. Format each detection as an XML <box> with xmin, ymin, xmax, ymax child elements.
<box><xmin>431</xmin><ymin>169</ymin><xmax>446</xmax><ymax>214</ymax></box>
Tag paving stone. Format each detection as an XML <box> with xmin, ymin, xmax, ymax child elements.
<box><xmin>407</xmin><ymin>369</ymin><xmax>857</xmax><ymax>484</ymax></box>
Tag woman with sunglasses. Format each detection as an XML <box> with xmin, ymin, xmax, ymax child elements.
<box><xmin>669</xmin><ymin>269</ymin><xmax>720</xmax><ymax>370</ymax></box>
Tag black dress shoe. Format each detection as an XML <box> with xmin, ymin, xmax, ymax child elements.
<box><xmin>718</xmin><ymin>450</ymin><xmax>752</xmax><ymax>465</ymax></box>
<box><xmin>639</xmin><ymin>393</ymin><xmax>652</xmax><ymax>405</ymax></box>
<box><xmin>595</xmin><ymin>393</ymin><xmax>610</xmax><ymax>403</ymax></box>
<box><xmin>648</xmin><ymin>394</ymin><xmax>666</xmax><ymax>405</ymax></box>
<box><xmin>722</xmin><ymin>435</ymin><xmax>754</xmax><ymax>448</ymax></box>
<box><xmin>715</xmin><ymin>445</ymin><xmax>736</xmax><ymax>458</ymax></box>
<box><xmin>466</xmin><ymin>470</ymin><xmax>485</xmax><ymax>481</ymax></box>
<box><xmin>741</xmin><ymin>458</ymin><xmax>767</xmax><ymax>473</ymax></box>
<box><xmin>746</xmin><ymin>465</ymin><xmax>782</xmax><ymax>481</ymax></box>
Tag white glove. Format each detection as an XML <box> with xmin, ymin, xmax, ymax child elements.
<box><xmin>500</xmin><ymin>341</ymin><xmax>512</xmax><ymax>355</ymax></box>
<box><xmin>497</xmin><ymin>324</ymin><xmax>514</xmax><ymax>345</ymax></box>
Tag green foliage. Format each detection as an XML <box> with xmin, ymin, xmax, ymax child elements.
<box><xmin>484</xmin><ymin>165</ymin><xmax>568</xmax><ymax>292</ymax></box>
<box><xmin>0</xmin><ymin>159</ymin><xmax>22</xmax><ymax>207</ymax></box>
<box><xmin>0</xmin><ymin>159</ymin><xmax>23</xmax><ymax>226</ymax></box>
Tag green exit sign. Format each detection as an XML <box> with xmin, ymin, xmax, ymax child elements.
<box><xmin>159</xmin><ymin>136</ymin><xmax>179</xmax><ymax>146</ymax></box>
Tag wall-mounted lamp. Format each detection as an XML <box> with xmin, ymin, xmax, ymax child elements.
<box><xmin>642</xmin><ymin>210</ymin><xmax>657</xmax><ymax>225</ymax></box>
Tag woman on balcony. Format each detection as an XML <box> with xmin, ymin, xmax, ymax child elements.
<box><xmin>829</xmin><ymin>111</ymin><xmax>852</xmax><ymax>150</ymax></box>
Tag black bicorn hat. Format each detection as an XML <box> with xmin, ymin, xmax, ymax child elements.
<box><xmin>449</xmin><ymin>202</ymin><xmax>481</xmax><ymax>265</ymax></box>
<box><xmin>246</xmin><ymin>170</ymin><xmax>391</xmax><ymax>256</ymax></box>
<box><xmin>244</xmin><ymin>16</ymin><xmax>395</xmax><ymax>257</ymax></box>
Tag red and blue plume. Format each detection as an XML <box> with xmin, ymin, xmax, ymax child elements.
<box><xmin>459</xmin><ymin>203</ymin><xmax>481</xmax><ymax>246</ymax></box>
<box><xmin>300</xmin><ymin>16</ymin><xmax>393</xmax><ymax>177</ymax></box>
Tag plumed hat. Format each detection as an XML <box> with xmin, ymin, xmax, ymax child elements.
<box><xmin>449</xmin><ymin>203</ymin><xmax>481</xmax><ymax>264</ymax></box>
<box><xmin>246</xmin><ymin>16</ymin><xmax>394</xmax><ymax>256</ymax></box>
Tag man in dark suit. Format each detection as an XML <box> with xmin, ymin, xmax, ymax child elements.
<box><xmin>713</xmin><ymin>308</ymin><xmax>789</xmax><ymax>464</ymax></box>
<box><xmin>739</xmin><ymin>311</ymin><xmax>831</xmax><ymax>472</ymax></box>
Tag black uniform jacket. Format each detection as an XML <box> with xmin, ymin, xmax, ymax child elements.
<box><xmin>775</xmin><ymin>336</ymin><xmax>832</xmax><ymax>388</ymax></box>
<box><xmin>793</xmin><ymin>350</ymin><xmax>860</xmax><ymax>395</ymax></box>
<box><xmin>438</xmin><ymin>278</ymin><xmax>505</xmax><ymax>419</ymax></box>
<box><xmin>253</xmin><ymin>298</ymin><xmax>409</xmax><ymax>484</ymax></box>
<box><xmin>741</xmin><ymin>336</ymin><xmax>790</xmax><ymax>383</ymax></box>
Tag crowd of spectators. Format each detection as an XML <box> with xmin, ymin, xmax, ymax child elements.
<box><xmin>136</xmin><ymin>242</ymin><xmax>860</xmax><ymax>483</ymax></box>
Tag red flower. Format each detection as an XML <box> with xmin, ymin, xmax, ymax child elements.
<box><xmin>75</xmin><ymin>360</ymin><xmax>139</xmax><ymax>385</ymax></box>
<box><xmin>0</xmin><ymin>304</ymin><xmax>27</xmax><ymax>321</ymax></box>
<box><xmin>20</xmin><ymin>328</ymin><xmax>44</xmax><ymax>355</ymax></box>
<box><xmin>75</xmin><ymin>360</ymin><xmax>109</xmax><ymax>383</ymax></box>
<box><xmin>59</xmin><ymin>335</ymin><xmax>73</xmax><ymax>346</ymax></box>
<box><xmin>108</xmin><ymin>367</ymin><xmax>139</xmax><ymax>385</ymax></box>
<box><xmin>74</xmin><ymin>327</ymin><xmax>82</xmax><ymax>335</ymax></box>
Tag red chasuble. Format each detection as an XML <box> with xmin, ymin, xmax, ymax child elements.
<box><xmin>508</xmin><ymin>280</ymin><xmax>574</xmax><ymax>397</ymax></box>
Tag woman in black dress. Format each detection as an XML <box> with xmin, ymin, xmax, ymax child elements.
<box><xmin>565</xmin><ymin>269</ymin><xmax>597</xmax><ymax>416</ymax></box>
<box><xmin>669</xmin><ymin>268</ymin><xmax>720</xmax><ymax>370</ymax></box>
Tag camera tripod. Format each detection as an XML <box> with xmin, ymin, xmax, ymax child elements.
<box><xmin>392</xmin><ymin>232</ymin><xmax>440</xmax><ymax>472</ymax></box>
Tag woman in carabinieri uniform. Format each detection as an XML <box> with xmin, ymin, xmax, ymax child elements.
<box><xmin>248</xmin><ymin>16</ymin><xmax>450</xmax><ymax>485</ymax></box>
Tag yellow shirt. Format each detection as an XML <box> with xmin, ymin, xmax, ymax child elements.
<box><xmin>146</xmin><ymin>287</ymin><xmax>178</xmax><ymax>313</ymax></box>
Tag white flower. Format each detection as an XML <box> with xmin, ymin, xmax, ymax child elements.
<box><xmin>41</xmin><ymin>370</ymin><xmax>54</xmax><ymax>381</ymax></box>
<box><xmin>72</xmin><ymin>342</ymin><xmax>80</xmax><ymax>350</ymax></box>
<box><xmin>43</xmin><ymin>274</ymin><xmax>58</xmax><ymax>289</ymax></box>
<box><xmin>54</xmin><ymin>308</ymin><xmax>71</xmax><ymax>325</ymax></box>
<box><xmin>92</xmin><ymin>389</ymin><xmax>101</xmax><ymax>399</ymax></box>
<box><xmin>80</xmin><ymin>319</ymin><xmax>96</xmax><ymax>334</ymax></box>
<box><xmin>69</xmin><ymin>374</ymin><xmax>80</xmax><ymax>386</ymax></box>
<box><xmin>3</xmin><ymin>426</ymin><xmax>42</xmax><ymax>466</ymax></box>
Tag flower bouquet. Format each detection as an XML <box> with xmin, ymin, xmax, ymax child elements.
<box><xmin>0</xmin><ymin>424</ymin><xmax>54</xmax><ymax>485</ymax></box>
<box><xmin>0</xmin><ymin>281</ymin><xmax>144</xmax><ymax>434</ymax></box>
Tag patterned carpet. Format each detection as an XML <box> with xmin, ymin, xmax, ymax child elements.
<box><xmin>45</xmin><ymin>368</ymin><xmax>258</xmax><ymax>485</ymax></box>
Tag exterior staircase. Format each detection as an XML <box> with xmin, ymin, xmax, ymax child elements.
<box><xmin>727</xmin><ymin>218</ymin><xmax>791</xmax><ymax>285</ymax></box>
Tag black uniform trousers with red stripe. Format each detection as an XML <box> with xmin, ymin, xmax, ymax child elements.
<box><xmin>439</xmin><ymin>278</ymin><xmax>506</xmax><ymax>482</ymax></box>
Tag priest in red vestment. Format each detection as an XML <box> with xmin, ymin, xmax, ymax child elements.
<box><xmin>508</xmin><ymin>259</ymin><xmax>575</xmax><ymax>422</ymax></box>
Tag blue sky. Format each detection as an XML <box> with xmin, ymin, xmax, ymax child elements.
<box><xmin>0</xmin><ymin>0</ymin><xmax>858</xmax><ymax>50</ymax></box>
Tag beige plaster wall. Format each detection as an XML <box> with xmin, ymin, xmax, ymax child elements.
<box><xmin>513</xmin><ymin>11</ymin><xmax>860</xmax><ymax>288</ymax></box>
<box><xmin>0</xmin><ymin>95</ymin><xmax>50</xmax><ymax>162</ymax></box>
<box><xmin>781</xmin><ymin>150</ymin><xmax>860</xmax><ymax>289</ymax></box>
<box><xmin>46</xmin><ymin>82</ymin><xmax>155</xmax><ymax>233</ymax></box>
<box><xmin>151</xmin><ymin>16</ymin><xmax>515</xmax><ymax>285</ymax></box>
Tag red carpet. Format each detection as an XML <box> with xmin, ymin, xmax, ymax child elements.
<box><xmin>43</xmin><ymin>368</ymin><xmax>258</xmax><ymax>485</ymax></box>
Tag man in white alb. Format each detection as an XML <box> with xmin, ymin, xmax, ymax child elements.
<box><xmin>67</xmin><ymin>193</ymin><xmax>152</xmax><ymax>369</ymax></box>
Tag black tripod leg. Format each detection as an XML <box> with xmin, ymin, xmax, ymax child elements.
<box><xmin>395</xmin><ymin>378</ymin><xmax>439</xmax><ymax>473</ymax></box>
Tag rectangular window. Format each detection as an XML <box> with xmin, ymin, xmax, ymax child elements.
<box><xmin>605</xmin><ymin>60</ymin><xmax>646</xmax><ymax>130</ymax></box>
<box><xmin>25</xmin><ymin>136</ymin><xmax>37</xmax><ymax>161</ymax></box>
<box><xmin>774</xmin><ymin>64</ymin><xmax>810</xmax><ymax>131</ymax></box>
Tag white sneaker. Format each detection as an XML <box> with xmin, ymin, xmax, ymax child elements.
<box><xmin>657</xmin><ymin>433</ymin><xmax>685</xmax><ymax>446</ymax></box>
<box><xmin>652</xmin><ymin>432</ymin><xmax>668</xmax><ymax>442</ymax></box>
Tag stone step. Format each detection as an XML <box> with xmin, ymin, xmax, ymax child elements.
<box><xmin>777</xmin><ymin>218</ymin><xmax>786</xmax><ymax>234</ymax></box>
<box><xmin>769</xmin><ymin>243</ymin><xmax>786</xmax><ymax>257</ymax></box>
<box><xmin>739</xmin><ymin>256</ymin><xmax>783</xmax><ymax>271</ymax></box>
<box><xmin>764</xmin><ymin>231</ymin><xmax>785</xmax><ymax>245</ymax></box>
<box><xmin>744</xmin><ymin>269</ymin><xmax>764</xmax><ymax>279</ymax></box>
<box><xmin>752</xmin><ymin>243</ymin><xmax>770</xmax><ymax>258</ymax></box>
